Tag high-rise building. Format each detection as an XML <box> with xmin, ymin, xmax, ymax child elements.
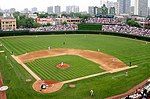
<box><xmin>3</xmin><ymin>9</ymin><xmax>9</xmax><ymax>13</ymax></box>
<box><xmin>47</xmin><ymin>6</ymin><xmax>53</xmax><ymax>14</ymax></box>
<box><xmin>66</xmin><ymin>6</ymin><xmax>79</xmax><ymax>13</ymax></box>
<box><xmin>88</xmin><ymin>6</ymin><xmax>95</xmax><ymax>15</ymax></box>
<box><xmin>109</xmin><ymin>7</ymin><xmax>116</xmax><ymax>15</ymax></box>
<box><xmin>107</xmin><ymin>1</ymin><xmax>115</xmax><ymax>8</ymax></box>
<box><xmin>66</xmin><ymin>6</ymin><xmax>71</xmax><ymax>13</ymax></box>
<box><xmin>94</xmin><ymin>6</ymin><xmax>98</xmax><ymax>15</ymax></box>
<box><xmin>130</xmin><ymin>6</ymin><xmax>134</xmax><ymax>15</ymax></box>
<box><xmin>54</xmin><ymin>6</ymin><xmax>61</xmax><ymax>14</ymax></box>
<box><xmin>114</xmin><ymin>2</ymin><xmax>119</xmax><ymax>15</ymax></box>
<box><xmin>23</xmin><ymin>8</ymin><xmax>29</xmax><ymax>13</ymax></box>
<box><xmin>117</xmin><ymin>0</ymin><xmax>131</xmax><ymax>14</ymax></box>
<box><xmin>0</xmin><ymin>8</ymin><xmax>3</xmax><ymax>13</ymax></box>
<box><xmin>106</xmin><ymin>1</ymin><xmax>119</xmax><ymax>15</ymax></box>
<box><xmin>31</xmin><ymin>7</ymin><xmax>38</xmax><ymax>13</ymax></box>
<box><xmin>9</xmin><ymin>8</ymin><xmax>16</xmax><ymax>14</ymax></box>
<box><xmin>134</xmin><ymin>0</ymin><xmax>148</xmax><ymax>16</ymax></box>
<box><xmin>148</xmin><ymin>7</ymin><xmax>150</xmax><ymax>15</ymax></box>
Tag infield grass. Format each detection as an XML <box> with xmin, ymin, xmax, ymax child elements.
<box><xmin>26</xmin><ymin>55</ymin><xmax>103</xmax><ymax>81</ymax></box>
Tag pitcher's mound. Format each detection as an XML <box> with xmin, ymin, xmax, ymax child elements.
<box><xmin>32</xmin><ymin>80</ymin><xmax>64</xmax><ymax>93</ymax></box>
<box><xmin>56</xmin><ymin>62</ymin><xmax>70</xmax><ymax>69</ymax></box>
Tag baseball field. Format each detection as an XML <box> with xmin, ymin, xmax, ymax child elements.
<box><xmin>0</xmin><ymin>34</ymin><xmax>150</xmax><ymax>99</ymax></box>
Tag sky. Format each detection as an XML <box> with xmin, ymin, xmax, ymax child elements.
<box><xmin>0</xmin><ymin>0</ymin><xmax>150</xmax><ymax>12</ymax></box>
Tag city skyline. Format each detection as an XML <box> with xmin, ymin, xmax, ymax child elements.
<box><xmin>0</xmin><ymin>0</ymin><xmax>150</xmax><ymax>12</ymax></box>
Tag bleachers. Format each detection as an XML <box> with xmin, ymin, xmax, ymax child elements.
<box><xmin>123</xmin><ymin>81</ymin><xmax>150</xmax><ymax>99</ymax></box>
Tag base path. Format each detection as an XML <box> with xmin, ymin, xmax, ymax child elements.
<box><xmin>17</xmin><ymin>48</ymin><xmax>127</xmax><ymax>72</ymax></box>
<box><xmin>0</xmin><ymin>74</ymin><xmax>7</xmax><ymax>99</ymax></box>
<box><xmin>12</xmin><ymin>55</ymin><xmax>41</xmax><ymax>81</ymax></box>
<box><xmin>62</xmin><ymin>71</ymin><xmax>109</xmax><ymax>84</ymax></box>
<box><xmin>0</xmin><ymin>51</ymin><xmax>5</xmax><ymax>53</ymax></box>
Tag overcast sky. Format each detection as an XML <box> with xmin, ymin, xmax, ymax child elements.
<box><xmin>0</xmin><ymin>0</ymin><xmax>150</xmax><ymax>12</ymax></box>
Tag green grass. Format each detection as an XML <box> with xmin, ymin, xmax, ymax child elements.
<box><xmin>26</xmin><ymin>55</ymin><xmax>103</xmax><ymax>81</ymax></box>
<box><xmin>0</xmin><ymin>34</ymin><xmax>150</xmax><ymax>99</ymax></box>
<box><xmin>0</xmin><ymin>45</ymin><xmax>3</xmax><ymax>51</ymax></box>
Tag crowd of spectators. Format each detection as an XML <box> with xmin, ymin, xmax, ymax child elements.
<box><xmin>123</xmin><ymin>82</ymin><xmax>150</xmax><ymax>99</ymax></box>
<box><xmin>29</xmin><ymin>24</ymin><xmax>78</xmax><ymax>32</ymax></box>
<box><xmin>86</xmin><ymin>18</ymin><xmax>124</xmax><ymax>25</ymax></box>
<box><xmin>102</xmin><ymin>25</ymin><xmax>150</xmax><ymax>37</ymax></box>
<box><xmin>15</xmin><ymin>24</ymin><xmax>78</xmax><ymax>32</ymax></box>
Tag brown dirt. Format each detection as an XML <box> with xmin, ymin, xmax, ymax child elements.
<box><xmin>17</xmin><ymin>48</ymin><xmax>127</xmax><ymax>72</ymax></box>
<box><xmin>0</xmin><ymin>74</ymin><xmax>7</xmax><ymax>99</ymax></box>
<box><xmin>32</xmin><ymin>80</ymin><xmax>64</xmax><ymax>93</ymax></box>
<box><xmin>56</xmin><ymin>63</ymin><xmax>70</xmax><ymax>69</ymax></box>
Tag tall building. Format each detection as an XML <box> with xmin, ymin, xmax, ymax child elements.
<box><xmin>66</xmin><ymin>6</ymin><xmax>79</xmax><ymax>13</ymax></box>
<box><xmin>130</xmin><ymin>6</ymin><xmax>134</xmax><ymax>15</ymax></box>
<box><xmin>114</xmin><ymin>2</ymin><xmax>119</xmax><ymax>15</ymax></box>
<box><xmin>23</xmin><ymin>8</ymin><xmax>29</xmax><ymax>13</ymax></box>
<box><xmin>0</xmin><ymin>8</ymin><xmax>3</xmax><ymax>13</ymax></box>
<box><xmin>109</xmin><ymin>7</ymin><xmax>116</xmax><ymax>15</ymax></box>
<box><xmin>9</xmin><ymin>8</ymin><xmax>16</xmax><ymax>14</ymax></box>
<box><xmin>88</xmin><ymin>6</ymin><xmax>95</xmax><ymax>15</ymax></box>
<box><xmin>134</xmin><ymin>0</ymin><xmax>148</xmax><ymax>16</ymax></box>
<box><xmin>3</xmin><ymin>9</ymin><xmax>9</xmax><ymax>13</ymax></box>
<box><xmin>148</xmin><ymin>7</ymin><xmax>150</xmax><ymax>16</ymax></box>
<box><xmin>106</xmin><ymin>1</ymin><xmax>119</xmax><ymax>15</ymax></box>
<box><xmin>117</xmin><ymin>0</ymin><xmax>131</xmax><ymax>14</ymax></box>
<box><xmin>107</xmin><ymin>1</ymin><xmax>115</xmax><ymax>8</ymax></box>
<box><xmin>54</xmin><ymin>6</ymin><xmax>61</xmax><ymax>14</ymax></box>
<box><xmin>31</xmin><ymin>7</ymin><xmax>38</xmax><ymax>13</ymax></box>
<box><xmin>47</xmin><ymin>6</ymin><xmax>53</xmax><ymax>14</ymax></box>
<box><xmin>94</xmin><ymin>6</ymin><xmax>98</xmax><ymax>15</ymax></box>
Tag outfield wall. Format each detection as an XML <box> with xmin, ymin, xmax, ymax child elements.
<box><xmin>0</xmin><ymin>30</ymin><xmax>150</xmax><ymax>41</ymax></box>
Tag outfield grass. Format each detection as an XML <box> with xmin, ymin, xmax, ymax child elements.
<box><xmin>0</xmin><ymin>34</ymin><xmax>150</xmax><ymax>99</ymax></box>
<box><xmin>26</xmin><ymin>55</ymin><xmax>103</xmax><ymax>81</ymax></box>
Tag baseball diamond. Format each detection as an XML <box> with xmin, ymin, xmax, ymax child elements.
<box><xmin>0</xmin><ymin>34</ymin><xmax>150</xmax><ymax>99</ymax></box>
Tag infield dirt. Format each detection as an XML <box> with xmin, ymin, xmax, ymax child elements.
<box><xmin>17</xmin><ymin>48</ymin><xmax>127</xmax><ymax>71</ymax></box>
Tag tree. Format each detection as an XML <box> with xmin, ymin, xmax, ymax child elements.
<box><xmin>49</xmin><ymin>14</ymin><xmax>57</xmax><ymax>18</ymax></box>
<box><xmin>62</xmin><ymin>21</ymin><xmax>67</xmax><ymax>25</ymax></box>
<box><xmin>126</xmin><ymin>19</ymin><xmax>141</xmax><ymax>28</ymax></box>
<box><xmin>13</xmin><ymin>12</ymin><xmax>20</xmax><ymax>19</ymax></box>
<box><xmin>33</xmin><ymin>22</ymin><xmax>41</xmax><ymax>28</ymax></box>
<box><xmin>47</xmin><ymin>23</ymin><xmax>52</xmax><ymax>26</ymax></box>
<box><xmin>0</xmin><ymin>12</ymin><xmax>3</xmax><ymax>16</ymax></box>
<box><xmin>61</xmin><ymin>13</ymin><xmax>70</xmax><ymax>17</ymax></box>
<box><xmin>38</xmin><ymin>13</ymin><xmax>50</xmax><ymax>18</ymax></box>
